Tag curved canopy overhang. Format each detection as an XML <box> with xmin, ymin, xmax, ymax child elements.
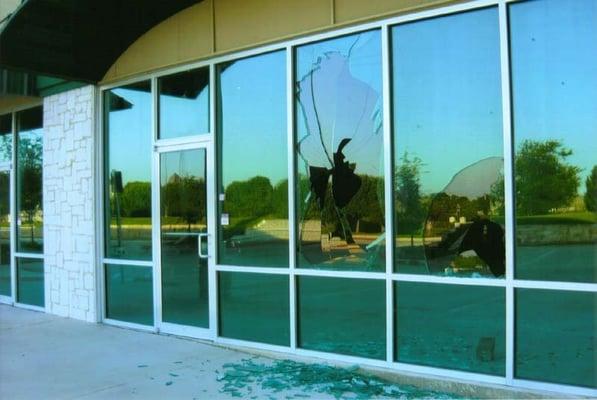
<box><xmin>0</xmin><ymin>0</ymin><xmax>201</xmax><ymax>84</ymax></box>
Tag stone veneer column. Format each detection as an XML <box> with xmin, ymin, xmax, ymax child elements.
<box><xmin>43</xmin><ymin>85</ymin><xmax>97</xmax><ymax>322</ymax></box>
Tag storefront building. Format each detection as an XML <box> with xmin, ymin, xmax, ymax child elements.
<box><xmin>0</xmin><ymin>0</ymin><xmax>595</xmax><ymax>396</ymax></box>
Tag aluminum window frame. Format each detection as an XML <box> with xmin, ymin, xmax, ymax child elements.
<box><xmin>96</xmin><ymin>0</ymin><xmax>597</xmax><ymax>396</ymax></box>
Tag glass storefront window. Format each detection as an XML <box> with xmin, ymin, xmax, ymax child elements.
<box><xmin>105</xmin><ymin>263</ymin><xmax>153</xmax><ymax>325</ymax></box>
<box><xmin>218</xmin><ymin>272</ymin><xmax>290</xmax><ymax>346</ymax></box>
<box><xmin>395</xmin><ymin>282</ymin><xmax>505</xmax><ymax>375</ymax></box>
<box><xmin>515</xmin><ymin>289</ymin><xmax>596</xmax><ymax>388</ymax></box>
<box><xmin>297</xmin><ymin>276</ymin><xmax>386</xmax><ymax>359</ymax></box>
<box><xmin>16</xmin><ymin>106</ymin><xmax>44</xmax><ymax>254</ymax></box>
<box><xmin>0</xmin><ymin>114</ymin><xmax>11</xmax><ymax>164</ymax></box>
<box><xmin>295</xmin><ymin>30</ymin><xmax>385</xmax><ymax>272</ymax></box>
<box><xmin>217</xmin><ymin>51</ymin><xmax>289</xmax><ymax>267</ymax></box>
<box><xmin>104</xmin><ymin>81</ymin><xmax>153</xmax><ymax>261</ymax></box>
<box><xmin>0</xmin><ymin>170</ymin><xmax>10</xmax><ymax>296</ymax></box>
<box><xmin>392</xmin><ymin>8</ymin><xmax>504</xmax><ymax>278</ymax></box>
<box><xmin>510</xmin><ymin>0</ymin><xmax>597</xmax><ymax>283</ymax></box>
<box><xmin>158</xmin><ymin>67</ymin><xmax>209</xmax><ymax>139</ymax></box>
<box><xmin>16</xmin><ymin>257</ymin><xmax>44</xmax><ymax>307</ymax></box>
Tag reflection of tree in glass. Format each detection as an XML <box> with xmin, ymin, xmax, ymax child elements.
<box><xmin>516</xmin><ymin>140</ymin><xmax>580</xmax><ymax>215</ymax></box>
<box><xmin>163</xmin><ymin>174</ymin><xmax>205</xmax><ymax>231</ymax></box>
<box><xmin>583</xmin><ymin>166</ymin><xmax>597</xmax><ymax>212</ymax></box>
<box><xmin>18</xmin><ymin>136</ymin><xmax>42</xmax><ymax>245</ymax></box>
<box><xmin>395</xmin><ymin>153</ymin><xmax>424</xmax><ymax>235</ymax></box>
<box><xmin>119</xmin><ymin>181</ymin><xmax>151</xmax><ymax>217</ymax></box>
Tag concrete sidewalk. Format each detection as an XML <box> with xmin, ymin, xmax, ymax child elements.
<box><xmin>0</xmin><ymin>305</ymin><xmax>285</xmax><ymax>400</ymax></box>
<box><xmin>0</xmin><ymin>305</ymin><xmax>570</xmax><ymax>400</ymax></box>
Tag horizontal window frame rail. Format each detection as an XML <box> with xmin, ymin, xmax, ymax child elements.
<box><xmin>101</xmin><ymin>258</ymin><xmax>153</xmax><ymax>268</ymax></box>
<box><xmin>14</xmin><ymin>252</ymin><xmax>44</xmax><ymax>260</ymax></box>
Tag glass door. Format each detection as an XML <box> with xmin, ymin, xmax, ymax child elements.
<box><xmin>156</xmin><ymin>142</ymin><xmax>214</xmax><ymax>337</ymax></box>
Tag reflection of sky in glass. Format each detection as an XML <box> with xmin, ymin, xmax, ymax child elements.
<box><xmin>218</xmin><ymin>51</ymin><xmax>287</xmax><ymax>187</ymax></box>
<box><xmin>159</xmin><ymin>68</ymin><xmax>209</xmax><ymax>139</ymax></box>
<box><xmin>108</xmin><ymin>86</ymin><xmax>152</xmax><ymax>184</ymax></box>
<box><xmin>392</xmin><ymin>8</ymin><xmax>503</xmax><ymax>195</ymax></box>
<box><xmin>161</xmin><ymin>149</ymin><xmax>204</xmax><ymax>184</ymax></box>
<box><xmin>510</xmin><ymin>0</ymin><xmax>597</xmax><ymax>194</ymax></box>
<box><xmin>296</xmin><ymin>30</ymin><xmax>383</xmax><ymax>177</ymax></box>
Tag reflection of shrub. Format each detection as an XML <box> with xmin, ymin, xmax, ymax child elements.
<box><xmin>225</xmin><ymin>176</ymin><xmax>273</xmax><ymax>218</ymax></box>
<box><xmin>585</xmin><ymin>166</ymin><xmax>597</xmax><ymax>212</ymax></box>
<box><xmin>120</xmin><ymin>181</ymin><xmax>151</xmax><ymax>217</ymax></box>
<box><xmin>516</xmin><ymin>140</ymin><xmax>580</xmax><ymax>215</ymax></box>
<box><xmin>452</xmin><ymin>254</ymin><xmax>484</xmax><ymax>270</ymax></box>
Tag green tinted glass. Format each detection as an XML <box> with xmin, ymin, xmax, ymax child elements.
<box><xmin>16</xmin><ymin>107</ymin><xmax>44</xmax><ymax>254</ymax></box>
<box><xmin>295</xmin><ymin>31</ymin><xmax>385</xmax><ymax>272</ymax></box>
<box><xmin>104</xmin><ymin>81</ymin><xmax>152</xmax><ymax>261</ymax></box>
<box><xmin>297</xmin><ymin>276</ymin><xmax>385</xmax><ymax>359</ymax></box>
<box><xmin>391</xmin><ymin>8</ymin><xmax>505</xmax><ymax>278</ymax></box>
<box><xmin>218</xmin><ymin>272</ymin><xmax>290</xmax><ymax>346</ymax></box>
<box><xmin>16</xmin><ymin>257</ymin><xmax>44</xmax><ymax>307</ymax></box>
<box><xmin>217</xmin><ymin>51</ymin><xmax>289</xmax><ymax>267</ymax></box>
<box><xmin>0</xmin><ymin>114</ymin><xmax>11</xmax><ymax>164</ymax></box>
<box><xmin>0</xmin><ymin>170</ymin><xmax>10</xmax><ymax>296</ymax></box>
<box><xmin>160</xmin><ymin>149</ymin><xmax>209</xmax><ymax>328</ymax></box>
<box><xmin>395</xmin><ymin>282</ymin><xmax>505</xmax><ymax>375</ymax></box>
<box><xmin>158</xmin><ymin>67</ymin><xmax>209</xmax><ymax>139</ymax></box>
<box><xmin>510</xmin><ymin>0</ymin><xmax>597</xmax><ymax>282</ymax></box>
<box><xmin>105</xmin><ymin>264</ymin><xmax>153</xmax><ymax>326</ymax></box>
<box><xmin>516</xmin><ymin>289</ymin><xmax>596</xmax><ymax>388</ymax></box>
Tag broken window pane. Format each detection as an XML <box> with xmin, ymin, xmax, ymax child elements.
<box><xmin>391</xmin><ymin>8</ymin><xmax>505</xmax><ymax>278</ymax></box>
<box><xmin>296</xmin><ymin>30</ymin><xmax>385</xmax><ymax>272</ymax></box>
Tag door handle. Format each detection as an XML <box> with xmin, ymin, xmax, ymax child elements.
<box><xmin>198</xmin><ymin>233</ymin><xmax>209</xmax><ymax>259</ymax></box>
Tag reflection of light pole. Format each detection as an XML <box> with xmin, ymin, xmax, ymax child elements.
<box><xmin>111</xmin><ymin>170</ymin><xmax>123</xmax><ymax>249</ymax></box>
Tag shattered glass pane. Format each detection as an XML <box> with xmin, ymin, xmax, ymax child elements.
<box><xmin>295</xmin><ymin>30</ymin><xmax>385</xmax><ymax>272</ymax></box>
<box><xmin>391</xmin><ymin>9</ymin><xmax>505</xmax><ymax>278</ymax></box>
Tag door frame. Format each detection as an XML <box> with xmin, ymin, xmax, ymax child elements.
<box><xmin>152</xmin><ymin>137</ymin><xmax>217</xmax><ymax>340</ymax></box>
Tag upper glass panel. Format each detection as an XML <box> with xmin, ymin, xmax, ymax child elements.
<box><xmin>295</xmin><ymin>30</ymin><xmax>385</xmax><ymax>272</ymax></box>
<box><xmin>217</xmin><ymin>51</ymin><xmax>289</xmax><ymax>267</ymax></box>
<box><xmin>16</xmin><ymin>106</ymin><xmax>44</xmax><ymax>254</ymax></box>
<box><xmin>158</xmin><ymin>67</ymin><xmax>210</xmax><ymax>139</ymax></box>
<box><xmin>0</xmin><ymin>114</ymin><xmax>11</xmax><ymax>164</ymax></box>
<box><xmin>391</xmin><ymin>8</ymin><xmax>505</xmax><ymax>278</ymax></box>
<box><xmin>510</xmin><ymin>0</ymin><xmax>597</xmax><ymax>283</ymax></box>
<box><xmin>104</xmin><ymin>81</ymin><xmax>152</xmax><ymax>261</ymax></box>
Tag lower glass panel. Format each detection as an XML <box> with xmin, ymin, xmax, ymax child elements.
<box><xmin>16</xmin><ymin>257</ymin><xmax>44</xmax><ymax>307</ymax></box>
<box><xmin>297</xmin><ymin>276</ymin><xmax>386</xmax><ymax>359</ymax></box>
<box><xmin>105</xmin><ymin>264</ymin><xmax>153</xmax><ymax>326</ymax></box>
<box><xmin>395</xmin><ymin>282</ymin><xmax>505</xmax><ymax>376</ymax></box>
<box><xmin>0</xmin><ymin>170</ymin><xmax>10</xmax><ymax>296</ymax></box>
<box><xmin>516</xmin><ymin>289</ymin><xmax>596</xmax><ymax>388</ymax></box>
<box><xmin>218</xmin><ymin>272</ymin><xmax>290</xmax><ymax>346</ymax></box>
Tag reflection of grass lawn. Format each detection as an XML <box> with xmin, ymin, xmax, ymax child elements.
<box><xmin>517</xmin><ymin>211</ymin><xmax>596</xmax><ymax>225</ymax></box>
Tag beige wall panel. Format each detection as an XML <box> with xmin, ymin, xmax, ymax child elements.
<box><xmin>214</xmin><ymin>0</ymin><xmax>331</xmax><ymax>51</ymax></box>
<box><xmin>0</xmin><ymin>95</ymin><xmax>40</xmax><ymax>114</ymax></box>
<box><xmin>103</xmin><ymin>2</ymin><xmax>213</xmax><ymax>82</ymax></box>
<box><xmin>334</xmin><ymin>0</ymin><xmax>464</xmax><ymax>23</ymax></box>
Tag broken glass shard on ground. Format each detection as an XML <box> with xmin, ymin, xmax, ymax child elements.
<box><xmin>217</xmin><ymin>358</ymin><xmax>462</xmax><ymax>399</ymax></box>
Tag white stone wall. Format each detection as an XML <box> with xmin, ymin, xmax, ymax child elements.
<box><xmin>43</xmin><ymin>86</ymin><xmax>97</xmax><ymax>322</ymax></box>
